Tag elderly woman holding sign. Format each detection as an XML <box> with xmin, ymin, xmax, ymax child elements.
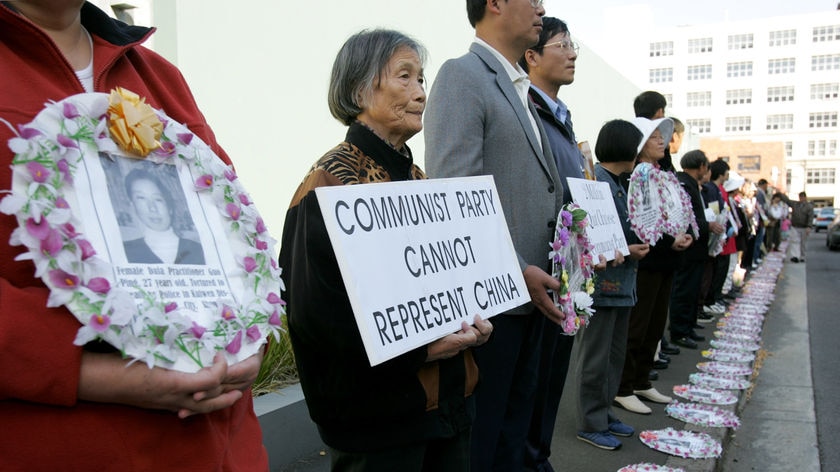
<box><xmin>278</xmin><ymin>29</ymin><xmax>492</xmax><ymax>471</ymax></box>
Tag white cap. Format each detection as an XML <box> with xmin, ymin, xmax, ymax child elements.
<box><xmin>724</xmin><ymin>171</ymin><xmax>746</xmax><ymax>192</ymax></box>
<box><xmin>631</xmin><ymin>117</ymin><xmax>674</xmax><ymax>155</ymax></box>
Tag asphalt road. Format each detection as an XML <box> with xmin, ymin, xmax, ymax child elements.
<box><xmin>805</xmin><ymin>231</ymin><xmax>840</xmax><ymax>471</ymax></box>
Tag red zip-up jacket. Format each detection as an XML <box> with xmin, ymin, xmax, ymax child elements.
<box><xmin>0</xmin><ymin>3</ymin><xmax>268</xmax><ymax>470</ymax></box>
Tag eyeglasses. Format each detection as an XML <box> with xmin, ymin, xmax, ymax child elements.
<box><xmin>542</xmin><ymin>40</ymin><xmax>580</xmax><ymax>54</ymax></box>
<box><xmin>528</xmin><ymin>0</ymin><xmax>544</xmax><ymax>7</ymax></box>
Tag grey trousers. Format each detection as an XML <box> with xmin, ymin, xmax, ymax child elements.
<box><xmin>574</xmin><ymin>306</ymin><xmax>631</xmax><ymax>432</ymax></box>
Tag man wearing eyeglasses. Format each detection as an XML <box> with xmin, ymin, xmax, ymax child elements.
<box><xmin>425</xmin><ymin>0</ymin><xmax>566</xmax><ymax>471</ymax></box>
<box><xmin>518</xmin><ymin>16</ymin><xmax>589</xmax><ymax>468</ymax></box>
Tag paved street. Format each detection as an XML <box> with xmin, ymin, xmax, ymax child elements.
<box><xmin>275</xmin><ymin>232</ymin><xmax>837</xmax><ymax>471</ymax></box>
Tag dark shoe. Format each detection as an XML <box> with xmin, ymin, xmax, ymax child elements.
<box><xmin>577</xmin><ymin>430</ymin><xmax>622</xmax><ymax>450</ymax></box>
<box><xmin>661</xmin><ymin>345</ymin><xmax>681</xmax><ymax>355</ymax></box>
<box><xmin>694</xmin><ymin>323</ymin><xmax>705</xmax><ymax>330</ymax></box>
<box><xmin>791</xmin><ymin>257</ymin><xmax>799</xmax><ymax>263</ymax></box>
<box><xmin>659</xmin><ymin>352</ymin><xmax>671</xmax><ymax>362</ymax></box>
<box><xmin>672</xmin><ymin>337</ymin><xmax>698</xmax><ymax>349</ymax></box>
<box><xmin>652</xmin><ymin>359</ymin><xmax>669</xmax><ymax>370</ymax></box>
<box><xmin>648</xmin><ymin>370</ymin><xmax>659</xmax><ymax>381</ymax></box>
<box><xmin>688</xmin><ymin>331</ymin><xmax>706</xmax><ymax>342</ymax></box>
<box><xmin>608</xmin><ymin>420</ymin><xmax>635</xmax><ymax>437</ymax></box>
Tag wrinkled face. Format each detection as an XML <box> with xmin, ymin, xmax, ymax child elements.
<box><xmin>130</xmin><ymin>178</ymin><xmax>171</xmax><ymax>232</ymax></box>
<box><xmin>532</xmin><ymin>32</ymin><xmax>576</xmax><ymax>86</ymax></box>
<box><xmin>640</xmin><ymin>129</ymin><xmax>665</xmax><ymax>161</ymax></box>
<box><xmin>358</xmin><ymin>47</ymin><xmax>425</xmax><ymax>147</ymax></box>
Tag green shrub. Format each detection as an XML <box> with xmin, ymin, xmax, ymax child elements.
<box><xmin>252</xmin><ymin>317</ymin><xmax>299</xmax><ymax>396</ymax></box>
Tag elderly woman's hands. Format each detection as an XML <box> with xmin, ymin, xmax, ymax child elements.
<box><xmin>426</xmin><ymin>314</ymin><xmax>493</xmax><ymax>362</ymax></box>
<box><xmin>78</xmin><ymin>349</ymin><xmax>263</xmax><ymax>419</ymax></box>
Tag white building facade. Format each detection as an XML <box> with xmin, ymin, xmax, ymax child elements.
<box><xmin>644</xmin><ymin>10</ymin><xmax>840</xmax><ymax>204</ymax></box>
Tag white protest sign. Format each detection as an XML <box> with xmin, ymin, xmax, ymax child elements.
<box><xmin>315</xmin><ymin>175</ymin><xmax>527</xmax><ymax>366</ymax></box>
<box><xmin>566</xmin><ymin>177</ymin><xmax>630</xmax><ymax>262</ymax></box>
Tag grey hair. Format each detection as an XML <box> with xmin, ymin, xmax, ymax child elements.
<box><xmin>328</xmin><ymin>29</ymin><xmax>428</xmax><ymax>126</ymax></box>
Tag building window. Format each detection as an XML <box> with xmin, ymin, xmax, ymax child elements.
<box><xmin>769</xmin><ymin>29</ymin><xmax>797</xmax><ymax>46</ymax></box>
<box><xmin>726</xmin><ymin>89</ymin><xmax>752</xmax><ymax>105</ymax></box>
<box><xmin>727</xmin><ymin>61</ymin><xmax>753</xmax><ymax>77</ymax></box>
<box><xmin>650</xmin><ymin>41</ymin><xmax>674</xmax><ymax>57</ymax></box>
<box><xmin>664</xmin><ymin>94</ymin><xmax>673</xmax><ymax>108</ymax></box>
<box><xmin>728</xmin><ymin>33</ymin><xmax>754</xmax><ymax>50</ymax></box>
<box><xmin>687</xmin><ymin>91</ymin><xmax>712</xmax><ymax>107</ymax></box>
<box><xmin>786</xmin><ymin>169</ymin><xmax>792</xmax><ymax>188</ymax></box>
<box><xmin>766</xmin><ymin>114</ymin><xmax>794</xmax><ymax>130</ymax></box>
<box><xmin>687</xmin><ymin>118</ymin><xmax>711</xmax><ymax>134</ymax></box>
<box><xmin>738</xmin><ymin>155</ymin><xmax>761</xmax><ymax>172</ymax></box>
<box><xmin>812</xmin><ymin>25</ymin><xmax>840</xmax><ymax>42</ymax></box>
<box><xmin>767</xmin><ymin>86</ymin><xmax>795</xmax><ymax>102</ymax></box>
<box><xmin>808</xmin><ymin>140</ymin><xmax>838</xmax><ymax>156</ymax></box>
<box><xmin>809</xmin><ymin>112</ymin><xmax>838</xmax><ymax>128</ymax></box>
<box><xmin>768</xmin><ymin>58</ymin><xmax>795</xmax><ymax>74</ymax></box>
<box><xmin>811</xmin><ymin>83</ymin><xmax>839</xmax><ymax>100</ymax></box>
<box><xmin>688</xmin><ymin>37</ymin><xmax>713</xmax><ymax>53</ymax></box>
<box><xmin>785</xmin><ymin>141</ymin><xmax>793</xmax><ymax>158</ymax></box>
<box><xmin>649</xmin><ymin>68</ymin><xmax>673</xmax><ymax>83</ymax></box>
<box><xmin>812</xmin><ymin>54</ymin><xmax>840</xmax><ymax>71</ymax></box>
<box><xmin>725</xmin><ymin>116</ymin><xmax>751</xmax><ymax>132</ymax></box>
<box><xmin>806</xmin><ymin>168</ymin><xmax>836</xmax><ymax>184</ymax></box>
<box><xmin>687</xmin><ymin>64</ymin><xmax>712</xmax><ymax>80</ymax></box>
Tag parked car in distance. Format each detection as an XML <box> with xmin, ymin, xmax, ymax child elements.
<box><xmin>813</xmin><ymin>207</ymin><xmax>839</xmax><ymax>232</ymax></box>
<box><xmin>826</xmin><ymin>215</ymin><xmax>840</xmax><ymax>251</ymax></box>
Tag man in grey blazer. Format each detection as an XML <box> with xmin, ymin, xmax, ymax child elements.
<box><xmin>424</xmin><ymin>0</ymin><xmax>566</xmax><ymax>470</ymax></box>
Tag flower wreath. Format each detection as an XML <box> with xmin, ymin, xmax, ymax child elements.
<box><xmin>628</xmin><ymin>162</ymin><xmax>698</xmax><ymax>245</ymax></box>
<box><xmin>548</xmin><ymin>203</ymin><xmax>596</xmax><ymax>335</ymax></box>
<box><xmin>0</xmin><ymin>89</ymin><xmax>285</xmax><ymax>372</ymax></box>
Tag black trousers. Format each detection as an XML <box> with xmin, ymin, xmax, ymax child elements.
<box><xmin>669</xmin><ymin>261</ymin><xmax>705</xmax><ymax>338</ymax></box>
<box><xmin>329</xmin><ymin>428</ymin><xmax>471</xmax><ymax>472</ymax></box>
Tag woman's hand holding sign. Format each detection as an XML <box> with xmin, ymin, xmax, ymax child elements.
<box><xmin>426</xmin><ymin>314</ymin><xmax>493</xmax><ymax>361</ymax></box>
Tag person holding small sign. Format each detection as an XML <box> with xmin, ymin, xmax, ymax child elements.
<box><xmin>278</xmin><ymin>29</ymin><xmax>492</xmax><ymax>471</ymax></box>
<box><xmin>574</xmin><ymin>120</ymin><xmax>650</xmax><ymax>450</ymax></box>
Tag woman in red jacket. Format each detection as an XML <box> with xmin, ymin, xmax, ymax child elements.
<box><xmin>0</xmin><ymin>2</ymin><xmax>268</xmax><ymax>470</ymax></box>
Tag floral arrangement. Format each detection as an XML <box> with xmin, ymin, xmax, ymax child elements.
<box><xmin>701</xmin><ymin>348</ymin><xmax>755</xmax><ymax>363</ymax></box>
<box><xmin>689</xmin><ymin>372</ymin><xmax>752</xmax><ymax>390</ymax></box>
<box><xmin>664</xmin><ymin>401</ymin><xmax>741</xmax><ymax>429</ymax></box>
<box><xmin>618</xmin><ymin>463</ymin><xmax>686</xmax><ymax>472</ymax></box>
<box><xmin>696</xmin><ymin>361</ymin><xmax>754</xmax><ymax>376</ymax></box>
<box><xmin>639</xmin><ymin>427</ymin><xmax>722</xmax><ymax>459</ymax></box>
<box><xmin>628</xmin><ymin>162</ymin><xmax>698</xmax><ymax>245</ymax></box>
<box><xmin>548</xmin><ymin>203</ymin><xmax>595</xmax><ymax>335</ymax></box>
<box><xmin>0</xmin><ymin>89</ymin><xmax>285</xmax><ymax>372</ymax></box>
<box><xmin>672</xmin><ymin>384</ymin><xmax>738</xmax><ymax>405</ymax></box>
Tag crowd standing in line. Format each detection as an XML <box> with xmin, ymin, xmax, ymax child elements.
<box><xmin>1</xmin><ymin>2</ymin><xmax>804</xmax><ymax>471</ymax></box>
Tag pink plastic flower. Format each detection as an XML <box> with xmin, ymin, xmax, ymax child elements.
<box><xmin>153</xmin><ymin>140</ymin><xmax>176</xmax><ymax>157</ymax></box>
<box><xmin>224</xmin><ymin>168</ymin><xmax>237</xmax><ymax>182</ymax></box>
<box><xmin>57</xmin><ymin>159</ymin><xmax>72</xmax><ymax>184</ymax></box>
<box><xmin>238</xmin><ymin>193</ymin><xmax>252</xmax><ymax>206</ymax></box>
<box><xmin>268</xmin><ymin>309</ymin><xmax>283</xmax><ymax>327</ymax></box>
<box><xmin>90</xmin><ymin>313</ymin><xmax>111</xmax><ymax>332</ymax></box>
<box><xmin>63</xmin><ymin>101</ymin><xmax>80</xmax><ymax>119</ymax></box>
<box><xmin>26</xmin><ymin>162</ymin><xmax>51</xmax><ymax>183</ymax></box>
<box><xmin>77</xmin><ymin>239</ymin><xmax>96</xmax><ymax>259</ymax></box>
<box><xmin>177</xmin><ymin>132</ymin><xmax>193</xmax><ymax>145</ymax></box>
<box><xmin>25</xmin><ymin>217</ymin><xmax>50</xmax><ymax>240</ymax></box>
<box><xmin>195</xmin><ymin>174</ymin><xmax>214</xmax><ymax>189</ymax></box>
<box><xmin>243</xmin><ymin>256</ymin><xmax>257</xmax><ymax>273</ymax></box>
<box><xmin>56</xmin><ymin>134</ymin><xmax>79</xmax><ymax>151</ymax></box>
<box><xmin>267</xmin><ymin>292</ymin><xmax>284</xmax><ymax>305</ymax></box>
<box><xmin>49</xmin><ymin>269</ymin><xmax>79</xmax><ymax>289</ymax></box>
<box><xmin>255</xmin><ymin>217</ymin><xmax>267</xmax><ymax>234</ymax></box>
<box><xmin>40</xmin><ymin>229</ymin><xmax>63</xmax><ymax>256</ymax></box>
<box><xmin>17</xmin><ymin>125</ymin><xmax>43</xmax><ymax>139</ymax></box>
<box><xmin>254</xmin><ymin>238</ymin><xmax>268</xmax><ymax>251</ymax></box>
<box><xmin>246</xmin><ymin>325</ymin><xmax>262</xmax><ymax>342</ymax></box>
<box><xmin>164</xmin><ymin>302</ymin><xmax>178</xmax><ymax>313</ymax></box>
<box><xmin>225</xmin><ymin>330</ymin><xmax>243</xmax><ymax>354</ymax></box>
<box><xmin>87</xmin><ymin>277</ymin><xmax>111</xmax><ymax>294</ymax></box>
<box><xmin>54</xmin><ymin>197</ymin><xmax>70</xmax><ymax>209</ymax></box>
<box><xmin>226</xmin><ymin>203</ymin><xmax>241</xmax><ymax>221</ymax></box>
<box><xmin>221</xmin><ymin>305</ymin><xmax>236</xmax><ymax>321</ymax></box>
<box><xmin>189</xmin><ymin>321</ymin><xmax>207</xmax><ymax>339</ymax></box>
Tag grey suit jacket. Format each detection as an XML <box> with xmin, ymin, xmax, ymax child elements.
<box><xmin>424</xmin><ymin>42</ymin><xmax>565</xmax><ymax>315</ymax></box>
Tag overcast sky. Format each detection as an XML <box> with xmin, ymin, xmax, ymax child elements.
<box><xmin>545</xmin><ymin>0</ymin><xmax>836</xmax><ymax>45</ymax></box>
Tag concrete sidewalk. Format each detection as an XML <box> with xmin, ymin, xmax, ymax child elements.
<box><xmin>272</xmin><ymin>254</ymin><xmax>819</xmax><ymax>471</ymax></box>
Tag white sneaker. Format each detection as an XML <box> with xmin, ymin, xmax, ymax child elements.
<box><xmin>703</xmin><ymin>305</ymin><xmax>717</xmax><ymax>314</ymax></box>
<box><xmin>712</xmin><ymin>303</ymin><xmax>726</xmax><ymax>313</ymax></box>
<box><xmin>614</xmin><ymin>395</ymin><xmax>652</xmax><ymax>415</ymax></box>
<box><xmin>634</xmin><ymin>387</ymin><xmax>673</xmax><ymax>404</ymax></box>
